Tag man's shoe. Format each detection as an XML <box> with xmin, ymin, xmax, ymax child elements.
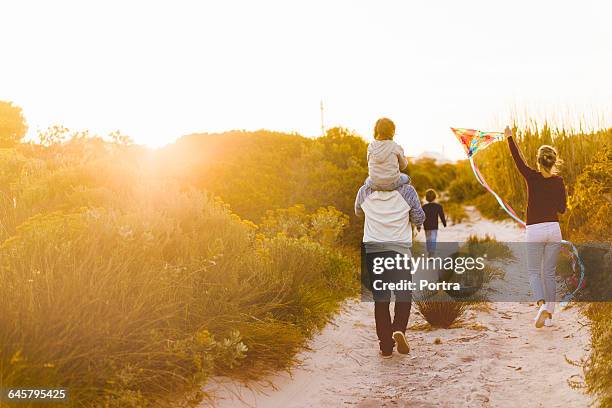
<box><xmin>534</xmin><ymin>304</ymin><xmax>551</xmax><ymax>328</ymax></box>
<box><xmin>544</xmin><ymin>317</ymin><xmax>554</xmax><ymax>327</ymax></box>
<box><xmin>380</xmin><ymin>350</ymin><xmax>393</xmax><ymax>359</ymax></box>
<box><xmin>392</xmin><ymin>331</ymin><xmax>410</xmax><ymax>354</ymax></box>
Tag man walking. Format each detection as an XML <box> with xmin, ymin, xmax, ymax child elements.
<box><xmin>355</xmin><ymin>182</ymin><xmax>425</xmax><ymax>358</ymax></box>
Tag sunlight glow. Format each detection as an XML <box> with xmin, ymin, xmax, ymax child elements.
<box><xmin>1</xmin><ymin>0</ymin><xmax>611</xmax><ymax>158</ymax></box>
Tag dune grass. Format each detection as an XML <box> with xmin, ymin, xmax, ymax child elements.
<box><xmin>415</xmin><ymin>298</ymin><xmax>468</xmax><ymax>329</ymax></box>
<box><xmin>0</xmin><ymin>185</ymin><xmax>356</xmax><ymax>407</ymax></box>
<box><xmin>0</xmin><ymin>122</ymin><xmax>609</xmax><ymax>406</ymax></box>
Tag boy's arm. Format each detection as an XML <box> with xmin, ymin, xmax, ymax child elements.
<box><xmin>438</xmin><ymin>205</ymin><xmax>447</xmax><ymax>227</ymax></box>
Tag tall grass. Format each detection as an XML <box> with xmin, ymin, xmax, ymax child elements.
<box><xmin>584</xmin><ymin>303</ymin><xmax>612</xmax><ymax>408</ymax></box>
<box><xmin>1</xmin><ymin>123</ymin><xmax>609</xmax><ymax>406</ymax></box>
<box><xmin>0</xmin><ymin>183</ymin><xmax>355</xmax><ymax>406</ymax></box>
<box><xmin>0</xmin><ymin>132</ymin><xmax>363</xmax><ymax>406</ymax></box>
<box><xmin>469</xmin><ymin>124</ymin><xmax>611</xmax><ymax>226</ymax></box>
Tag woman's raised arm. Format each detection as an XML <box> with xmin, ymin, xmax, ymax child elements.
<box><xmin>505</xmin><ymin>126</ymin><xmax>536</xmax><ymax>179</ymax></box>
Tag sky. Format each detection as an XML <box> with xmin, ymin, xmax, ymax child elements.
<box><xmin>1</xmin><ymin>0</ymin><xmax>611</xmax><ymax>159</ymax></box>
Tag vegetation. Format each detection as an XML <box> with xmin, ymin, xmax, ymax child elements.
<box><xmin>0</xmin><ymin>99</ymin><xmax>610</xmax><ymax>406</ymax></box>
<box><xmin>0</xmin><ymin>124</ymin><xmax>359</xmax><ymax>407</ymax></box>
<box><xmin>407</xmin><ymin>157</ymin><xmax>457</xmax><ymax>194</ymax></box>
<box><xmin>460</xmin><ymin>234</ymin><xmax>514</xmax><ymax>261</ymax></box>
<box><xmin>584</xmin><ymin>302</ymin><xmax>612</xmax><ymax>408</ymax></box>
<box><xmin>439</xmin><ymin>124</ymin><xmax>611</xmax><ymax>407</ymax></box>
<box><xmin>562</xmin><ymin>147</ymin><xmax>611</xmax><ymax>407</ymax></box>
<box><xmin>0</xmin><ymin>100</ymin><xmax>27</xmax><ymax>147</ymax></box>
<box><xmin>0</xmin><ymin>114</ymin><xmax>462</xmax><ymax>406</ymax></box>
<box><xmin>432</xmin><ymin>235</ymin><xmax>509</xmax><ymax>301</ymax></box>
<box><xmin>156</xmin><ymin>129</ymin><xmax>459</xmax><ymax>247</ymax></box>
<box><xmin>449</xmin><ymin>123</ymin><xmax>612</xmax><ymax>229</ymax></box>
<box><xmin>0</xmin><ymin>196</ymin><xmax>355</xmax><ymax>406</ymax></box>
<box><xmin>415</xmin><ymin>297</ymin><xmax>468</xmax><ymax>328</ymax></box>
<box><xmin>566</xmin><ymin>146</ymin><xmax>611</xmax><ymax>242</ymax></box>
<box><xmin>441</xmin><ymin>201</ymin><xmax>468</xmax><ymax>225</ymax></box>
<box><xmin>158</xmin><ymin>128</ymin><xmax>367</xmax><ymax>224</ymax></box>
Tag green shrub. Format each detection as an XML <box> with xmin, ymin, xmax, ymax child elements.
<box><xmin>408</xmin><ymin>158</ymin><xmax>457</xmax><ymax>194</ymax></box>
<box><xmin>471</xmin><ymin>193</ymin><xmax>508</xmax><ymax>221</ymax></box>
<box><xmin>584</xmin><ymin>303</ymin><xmax>612</xmax><ymax>408</ymax></box>
<box><xmin>260</xmin><ymin>204</ymin><xmax>349</xmax><ymax>247</ymax></box>
<box><xmin>416</xmin><ymin>298</ymin><xmax>467</xmax><ymax>328</ymax></box>
<box><xmin>447</xmin><ymin>161</ymin><xmax>483</xmax><ymax>203</ymax></box>
<box><xmin>441</xmin><ymin>201</ymin><xmax>468</xmax><ymax>225</ymax></box>
<box><xmin>0</xmin><ymin>188</ymin><xmax>355</xmax><ymax>407</ymax></box>
<box><xmin>566</xmin><ymin>147</ymin><xmax>611</xmax><ymax>241</ymax></box>
<box><xmin>460</xmin><ymin>234</ymin><xmax>514</xmax><ymax>261</ymax></box>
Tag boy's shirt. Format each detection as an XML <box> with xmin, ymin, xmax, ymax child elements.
<box><xmin>367</xmin><ymin>140</ymin><xmax>408</xmax><ymax>189</ymax></box>
<box><xmin>422</xmin><ymin>202</ymin><xmax>447</xmax><ymax>231</ymax></box>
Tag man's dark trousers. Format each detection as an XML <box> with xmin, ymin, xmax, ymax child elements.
<box><xmin>364</xmin><ymin>250</ymin><xmax>412</xmax><ymax>354</ymax></box>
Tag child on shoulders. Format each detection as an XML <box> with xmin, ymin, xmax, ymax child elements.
<box><xmin>365</xmin><ymin>118</ymin><xmax>411</xmax><ymax>191</ymax></box>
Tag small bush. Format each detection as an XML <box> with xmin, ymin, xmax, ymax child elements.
<box><xmin>472</xmin><ymin>193</ymin><xmax>509</xmax><ymax>221</ymax></box>
<box><xmin>442</xmin><ymin>201</ymin><xmax>468</xmax><ymax>225</ymax></box>
<box><xmin>461</xmin><ymin>234</ymin><xmax>514</xmax><ymax>261</ymax></box>
<box><xmin>416</xmin><ymin>298</ymin><xmax>468</xmax><ymax>328</ymax></box>
<box><xmin>260</xmin><ymin>204</ymin><xmax>349</xmax><ymax>247</ymax></box>
<box><xmin>447</xmin><ymin>161</ymin><xmax>483</xmax><ymax>203</ymax></box>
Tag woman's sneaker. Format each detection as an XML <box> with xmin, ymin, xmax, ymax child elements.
<box><xmin>392</xmin><ymin>331</ymin><xmax>410</xmax><ymax>354</ymax></box>
<box><xmin>534</xmin><ymin>304</ymin><xmax>551</xmax><ymax>328</ymax></box>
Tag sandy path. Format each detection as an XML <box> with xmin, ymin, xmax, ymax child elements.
<box><xmin>204</xmin><ymin>207</ymin><xmax>592</xmax><ymax>408</ymax></box>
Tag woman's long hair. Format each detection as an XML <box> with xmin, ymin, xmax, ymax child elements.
<box><xmin>537</xmin><ymin>145</ymin><xmax>562</xmax><ymax>174</ymax></box>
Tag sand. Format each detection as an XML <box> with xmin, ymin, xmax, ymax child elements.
<box><xmin>203</xmin><ymin>207</ymin><xmax>592</xmax><ymax>408</ymax></box>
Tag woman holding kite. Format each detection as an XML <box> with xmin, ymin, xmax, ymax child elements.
<box><xmin>452</xmin><ymin>126</ymin><xmax>580</xmax><ymax>326</ymax></box>
<box><xmin>504</xmin><ymin>126</ymin><xmax>567</xmax><ymax>328</ymax></box>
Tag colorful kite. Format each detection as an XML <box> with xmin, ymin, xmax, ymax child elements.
<box><xmin>451</xmin><ymin>128</ymin><xmax>526</xmax><ymax>226</ymax></box>
<box><xmin>451</xmin><ymin>127</ymin><xmax>585</xmax><ymax>305</ymax></box>
<box><xmin>452</xmin><ymin>127</ymin><xmax>505</xmax><ymax>158</ymax></box>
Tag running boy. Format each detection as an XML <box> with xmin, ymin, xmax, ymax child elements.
<box><xmin>422</xmin><ymin>189</ymin><xmax>446</xmax><ymax>254</ymax></box>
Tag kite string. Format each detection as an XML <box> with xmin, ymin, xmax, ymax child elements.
<box><xmin>472</xmin><ymin>163</ymin><xmax>523</xmax><ymax>220</ymax></box>
<box><xmin>468</xmin><ymin>157</ymin><xmax>526</xmax><ymax>227</ymax></box>
<box><xmin>468</xmin><ymin>156</ymin><xmax>585</xmax><ymax>305</ymax></box>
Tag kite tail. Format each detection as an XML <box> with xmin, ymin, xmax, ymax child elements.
<box><xmin>468</xmin><ymin>157</ymin><xmax>526</xmax><ymax>228</ymax></box>
<box><xmin>468</xmin><ymin>156</ymin><xmax>585</xmax><ymax>305</ymax></box>
<box><xmin>560</xmin><ymin>239</ymin><xmax>586</xmax><ymax>307</ymax></box>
